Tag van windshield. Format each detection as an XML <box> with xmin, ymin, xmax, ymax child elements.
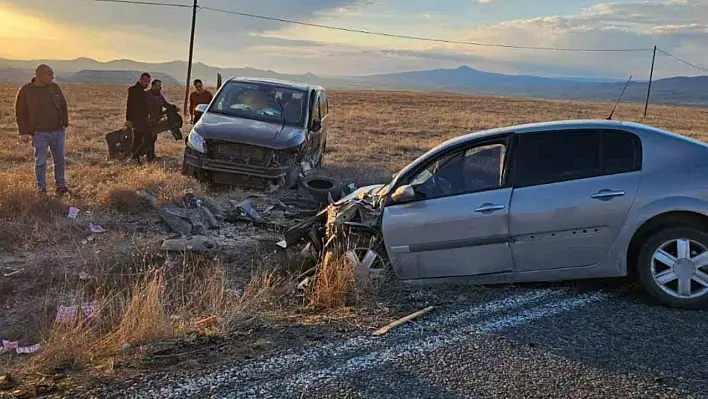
<box><xmin>210</xmin><ymin>81</ymin><xmax>307</xmax><ymax>127</ymax></box>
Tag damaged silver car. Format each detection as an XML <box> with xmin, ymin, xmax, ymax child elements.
<box><xmin>285</xmin><ymin>120</ymin><xmax>708</xmax><ymax>309</ymax></box>
<box><xmin>181</xmin><ymin>77</ymin><xmax>329</xmax><ymax>189</ymax></box>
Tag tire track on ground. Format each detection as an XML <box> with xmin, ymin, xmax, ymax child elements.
<box><xmin>122</xmin><ymin>287</ymin><xmax>612</xmax><ymax>399</ymax></box>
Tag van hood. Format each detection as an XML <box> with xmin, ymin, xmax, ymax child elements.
<box><xmin>195</xmin><ymin>112</ymin><xmax>306</xmax><ymax>150</ymax></box>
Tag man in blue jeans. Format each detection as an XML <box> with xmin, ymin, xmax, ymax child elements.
<box><xmin>14</xmin><ymin>64</ymin><xmax>70</xmax><ymax>195</ymax></box>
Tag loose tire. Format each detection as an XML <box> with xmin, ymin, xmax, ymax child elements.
<box><xmin>300</xmin><ymin>176</ymin><xmax>340</xmax><ymax>203</ymax></box>
<box><xmin>637</xmin><ymin>226</ymin><xmax>708</xmax><ymax>309</ymax></box>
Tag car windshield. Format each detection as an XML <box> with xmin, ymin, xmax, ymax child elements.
<box><xmin>209</xmin><ymin>81</ymin><xmax>307</xmax><ymax>127</ymax></box>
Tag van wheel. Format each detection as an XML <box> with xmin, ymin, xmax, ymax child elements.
<box><xmin>637</xmin><ymin>226</ymin><xmax>708</xmax><ymax>309</ymax></box>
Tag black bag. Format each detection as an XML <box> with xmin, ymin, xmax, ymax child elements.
<box><xmin>105</xmin><ymin>127</ymin><xmax>133</xmax><ymax>160</ymax></box>
<box><xmin>150</xmin><ymin>105</ymin><xmax>183</xmax><ymax>141</ymax></box>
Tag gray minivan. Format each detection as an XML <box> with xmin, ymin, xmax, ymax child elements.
<box><xmin>181</xmin><ymin>77</ymin><xmax>329</xmax><ymax>189</ymax></box>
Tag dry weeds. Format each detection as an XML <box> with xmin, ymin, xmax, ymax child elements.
<box><xmin>1</xmin><ymin>82</ymin><xmax>707</xmax><ymax>382</ymax></box>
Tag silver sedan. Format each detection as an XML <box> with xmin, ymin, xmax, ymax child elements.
<box><xmin>340</xmin><ymin>119</ymin><xmax>708</xmax><ymax>309</ymax></box>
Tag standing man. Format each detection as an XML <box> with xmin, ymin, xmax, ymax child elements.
<box><xmin>189</xmin><ymin>79</ymin><xmax>212</xmax><ymax>124</ymax></box>
<box><xmin>15</xmin><ymin>64</ymin><xmax>70</xmax><ymax>195</ymax></box>
<box><xmin>125</xmin><ymin>72</ymin><xmax>151</xmax><ymax>164</ymax></box>
<box><xmin>144</xmin><ymin>79</ymin><xmax>175</xmax><ymax>162</ymax></box>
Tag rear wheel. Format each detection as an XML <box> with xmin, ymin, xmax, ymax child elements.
<box><xmin>637</xmin><ymin>227</ymin><xmax>708</xmax><ymax>309</ymax></box>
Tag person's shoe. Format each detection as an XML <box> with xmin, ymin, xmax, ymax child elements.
<box><xmin>146</xmin><ymin>156</ymin><xmax>163</xmax><ymax>164</ymax></box>
<box><xmin>125</xmin><ymin>158</ymin><xmax>142</xmax><ymax>166</ymax></box>
<box><xmin>37</xmin><ymin>187</ymin><xmax>48</xmax><ymax>194</ymax></box>
<box><xmin>55</xmin><ymin>186</ymin><xmax>69</xmax><ymax>196</ymax></box>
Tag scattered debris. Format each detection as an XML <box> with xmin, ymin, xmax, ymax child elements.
<box><xmin>82</xmin><ymin>299</ymin><xmax>101</xmax><ymax>320</ymax></box>
<box><xmin>372</xmin><ymin>306</ymin><xmax>435</xmax><ymax>336</ymax></box>
<box><xmin>2</xmin><ymin>268</ymin><xmax>24</xmax><ymax>278</ymax></box>
<box><xmin>161</xmin><ymin>235</ymin><xmax>217</xmax><ymax>253</ymax></box>
<box><xmin>16</xmin><ymin>344</ymin><xmax>41</xmax><ymax>354</ymax></box>
<box><xmin>90</xmin><ymin>223</ymin><xmax>106</xmax><ymax>233</ymax></box>
<box><xmin>67</xmin><ymin>207</ymin><xmax>80</xmax><ymax>219</ymax></box>
<box><xmin>1</xmin><ymin>340</ymin><xmax>40</xmax><ymax>355</ymax></box>
<box><xmin>297</xmin><ymin>277</ymin><xmax>311</xmax><ymax>290</ymax></box>
<box><xmin>55</xmin><ymin>305</ymin><xmax>78</xmax><ymax>325</ymax></box>
<box><xmin>195</xmin><ymin>316</ymin><xmax>218</xmax><ymax>329</ymax></box>
<box><xmin>137</xmin><ymin>190</ymin><xmax>217</xmax><ymax>236</ymax></box>
<box><xmin>79</xmin><ymin>271</ymin><xmax>92</xmax><ymax>281</ymax></box>
<box><xmin>230</xmin><ymin>199</ymin><xmax>265</xmax><ymax>223</ymax></box>
<box><xmin>2</xmin><ymin>340</ymin><xmax>18</xmax><ymax>353</ymax></box>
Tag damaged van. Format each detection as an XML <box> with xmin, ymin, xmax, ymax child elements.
<box><xmin>181</xmin><ymin>77</ymin><xmax>329</xmax><ymax>190</ymax></box>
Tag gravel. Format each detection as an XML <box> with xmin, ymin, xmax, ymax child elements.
<box><xmin>74</xmin><ymin>283</ymin><xmax>707</xmax><ymax>399</ymax></box>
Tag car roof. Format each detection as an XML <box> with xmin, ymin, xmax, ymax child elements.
<box><xmin>226</xmin><ymin>76</ymin><xmax>324</xmax><ymax>92</ymax></box>
<box><xmin>437</xmin><ymin>119</ymin><xmax>705</xmax><ymax>149</ymax></box>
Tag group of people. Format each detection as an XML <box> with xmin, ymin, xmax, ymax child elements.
<box><xmin>14</xmin><ymin>64</ymin><xmax>214</xmax><ymax>194</ymax></box>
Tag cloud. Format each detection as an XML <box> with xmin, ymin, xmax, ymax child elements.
<box><xmin>3</xmin><ymin>0</ymin><xmax>708</xmax><ymax>78</ymax></box>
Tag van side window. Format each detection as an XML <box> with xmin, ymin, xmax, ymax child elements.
<box><xmin>310</xmin><ymin>91</ymin><xmax>320</xmax><ymax>121</ymax></box>
<box><xmin>319</xmin><ymin>91</ymin><xmax>328</xmax><ymax>117</ymax></box>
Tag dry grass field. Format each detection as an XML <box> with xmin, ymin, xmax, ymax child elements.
<box><xmin>1</xmin><ymin>82</ymin><xmax>707</xmax><ymax>392</ymax></box>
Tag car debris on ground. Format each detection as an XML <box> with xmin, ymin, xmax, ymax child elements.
<box><xmin>372</xmin><ymin>306</ymin><xmax>435</xmax><ymax>336</ymax></box>
<box><xmin>136</xmin><ymin>178</ymin><xmax>390</xmax><ymax>288</ymax></box>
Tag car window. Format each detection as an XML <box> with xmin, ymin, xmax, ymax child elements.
<box><xmin>515</xmin><ymin>129</ymin><xmax>640</xmax><ymax>188</ymax></box>
<box><xmin>516</xmin><ymin>130</ymin><xmax>601</xmax><ymax>187</ymax></box>
<box><xmin>310</xmin><ymin>91</ymin><xmax>321</xmax><ymax>121</ymax></box>
<box><xmin>210</xmin><ymin>81</ymin><xmax>306</xmax><ymax>126</ymax></box>
<box><xmin>603</xmin><ymin>130</ymin><xmax>640</xmax><ymax>174</ymax></box>
<box><xmin>319</xmin><ymin>91</ymin><xmax>328</xmax><ymax>117</ymax></box>
<box><xmin>408</xmin><ymin>143</ymin><xmax>507</xmax><ymax>200</ymax></box>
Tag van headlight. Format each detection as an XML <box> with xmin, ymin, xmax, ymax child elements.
<box><xmin>187</xmin><ymin>130</ymin><xmax>206</xmax><ymax>153</ymax></box>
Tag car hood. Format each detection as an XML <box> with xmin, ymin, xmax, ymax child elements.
<box><xmin>334</xmin><ymin>184</ymin><xmax>388</xmax><ymax>206</ymax></box>
<box><xmin>196</xmin><ymin>112</ymin><xmax>306</xmax><ymax>150</ymax></box>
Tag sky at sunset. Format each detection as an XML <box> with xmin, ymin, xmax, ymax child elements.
<box><xmin>1</xmin><ymin>0</ymin><xmax>707</xmax><ymax>79</ymax></box>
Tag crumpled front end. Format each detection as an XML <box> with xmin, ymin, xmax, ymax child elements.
<box><xmin>280</xmin><ymin>185</ymin><xmax>389</xmax><ymax>280</ymax></box>
<box><xmin>183</xmin><ymin>140</ymin><xmax>298</xmax><ymax>189</ymax></box>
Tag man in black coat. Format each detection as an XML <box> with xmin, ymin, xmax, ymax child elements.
<box><xmin>125</xmin><ymin>72</ymin><xmax>151</xmax><ymax>163</ymax></box>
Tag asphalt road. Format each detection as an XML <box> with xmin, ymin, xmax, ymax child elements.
<box><xmin>96</xmin><ymin>282</ymin><xmax>707</xmax><ymax>399</ymax></box>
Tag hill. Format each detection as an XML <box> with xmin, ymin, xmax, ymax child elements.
<box><xmin>1</xmin><ymin>57</ymin><xmax>707</xmax><ymax>106</ymax></box>
<box><xmin>65</xmin><ymin>69</ymin><xmax>181</xmax><ymax>85</ymax></box>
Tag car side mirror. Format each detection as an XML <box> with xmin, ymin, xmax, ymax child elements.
<box><xmin>391</xmin><ymin>184</ymin><xmax>415</xmax><ymax>204</ymax></box>
<box><xmin>311</xmin><ymin>118</ymin><xmax>322</xmax><ymax>132</ymax></box>
<box><xmin>195</xmin><ymin>104</ymin><xmax>208</xmax><ymax>113</ymax></box>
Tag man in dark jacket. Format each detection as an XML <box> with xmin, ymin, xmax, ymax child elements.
<box><xmin>15</xmin><ymin>64</ymin><xmax>70</xmax><ymax>195</ymax></box>
<box><xmin>144</xmin><ymin>79</ymin><xmax>176</xmax><ymax>161</ymax></box>
<box><xmin>125</xmin><ymin>72</ymin><xmax>151</xmax><ymax>163</ymax></box>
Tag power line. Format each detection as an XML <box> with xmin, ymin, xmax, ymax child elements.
<box><xmin>84</xmin><ymin>0</ymin><xmax>652</xmax><ymax>52</ymax></box>
<box><xmin>87</xmin><ymin>0</ymin><xmax>192</xmax><ymax>8</ymax></box>
<box><xmin>201</xmin><ymin>6</ymin><xmax>652</xmax><ymax>52</ymax></box>
<box><xmin>657</xmin><ymin>49</ymin><xmax>708</xmax><ymax>73</ymax></box>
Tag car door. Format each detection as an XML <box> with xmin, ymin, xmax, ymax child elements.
<box><xmin>305</xmin><ymin>90</ymin><xmax>323</xmax><ymax>162</ymax></box>
<box><xmin>508</xmin><ymin>128</ymin><xmax>642</xmax><ymax>272</ymax></box>
<box><xmin>381</xmin><ymin>137</ymin><xmax>515</xmax><ymax>279</ymax></box>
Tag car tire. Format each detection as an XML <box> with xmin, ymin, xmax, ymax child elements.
<box><xmin>636</xmin><ymin>226</ymin><xmax>708</xmax><ymax>309</ymax></box>
<box><xmin>300</xmin><ymin>176</ymin><xmax>341</xmax><ymax>203</ymax></box>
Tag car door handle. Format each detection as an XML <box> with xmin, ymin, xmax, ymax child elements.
<box><xmin>475</xmin><ymin>203</ymin><xmax>505</xmax><ymax>213</ymax></box>
<box><xmin>591</xmin><ymin>189</ymin><xmax>626</xmax><ymax>200</ymax></box>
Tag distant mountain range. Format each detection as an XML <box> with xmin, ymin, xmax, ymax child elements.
<box><xmin>2</xmin><ymin>57</ymin><xmax>708</xmax><ymax>106</ymax></box>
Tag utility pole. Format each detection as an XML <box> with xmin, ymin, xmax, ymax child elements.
<box><xmin>643</xmin><ymin>45</ymin><xmax>657</xmax><ymax>118</ymax></box>
<box><xmin>183</xmin><ymin>0</ymin><xmax>198</xmax><ymax>117</ymax></box>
